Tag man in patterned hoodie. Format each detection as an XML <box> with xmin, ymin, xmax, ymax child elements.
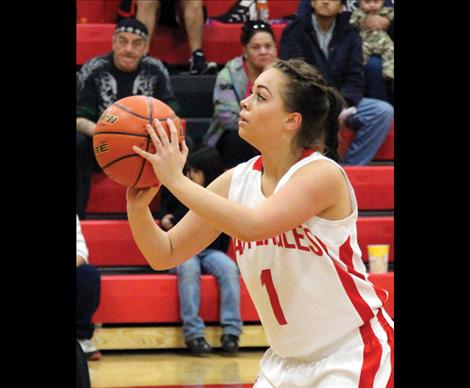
<box><xmin>76</xmin><ymin>18</ymin><xmax>180</xmax><ymax>218</ymax></box>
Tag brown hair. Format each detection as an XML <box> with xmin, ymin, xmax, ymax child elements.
<box><xmin>270</xmin><ymin>59</ymin><xmax>345</xmax><ymax>161</ymax></box>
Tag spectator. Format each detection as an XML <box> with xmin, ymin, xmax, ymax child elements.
<box><xmin>76</xmin><ymin>18</ymin><xmax>181</xmax><ymax>219</ymax></box>
<box><xmin>158</xmin><ymin>146</ymin><xmax>243</xmax><ymax>356</ymax></box>
<box><xmin>350</xmin><ymin>0</ymin><xmax>393</xmax><ymax>80</ymax></box>
<box><xmin>123</xmin><ymin>0</ymin><xmax>218</xmax><ymax>75</ymax></box>
<box><xmin>76</xmin><ymin>215</ymin><xmax>101</xmax><ymax>361</ymax></box>
<box><xmin>280</xmin><ymin>0</ymin><xmax>393</xmax><ymax>165</ymax></box>
<box><xmin>297</xmin><ymin>0</ymin><xmax>394</xmax><ymax>102</ymax></box>
<box><xmin>350</xmin><ymin>0</ymin><xmax>393</xmax><ymax>102</ymax></box>
<box><xmin>204</xmin><ymin>20</ymin><xmax>278</xmax><ymax>169</ymax></box>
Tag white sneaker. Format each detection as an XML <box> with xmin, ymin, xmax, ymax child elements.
<box><xmin>78</xmin><ymin>339</ymin><xmax>102</xmax><ymax>361</ymax></box>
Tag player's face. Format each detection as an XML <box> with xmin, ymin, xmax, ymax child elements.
<box><xmin>311</xmin><ymin>0</ymin><xmax>343</xmax><ymax>18</ymax></box>
<box><xmin>358</xmin><ymin>0</ymin><xmax>384</xmax><ymax>13</ymax></box>
<box><xmin>112</xmin><ymin>32</ymin><xmax>147</xmax><ymax>72</ymax></box>
<box><xmin>239</xmin><ymin>68</ymin><xmax>292</xmax><ymax>147</ymax></box>
<box><xmin>243</xmin><ymin>32</ymin><xmax>278</xmax><ymax>72</ymax></box>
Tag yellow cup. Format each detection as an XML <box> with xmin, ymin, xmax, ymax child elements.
<box><xmin>367</xmin><ymin>244</ymin><xmax>389</xmax><ymax>273</ymax></box>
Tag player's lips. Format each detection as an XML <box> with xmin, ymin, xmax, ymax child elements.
<box><xmin>239</xmin><ymin>113</ymin><xmax>248</xmax><ymax>123</ymax></box>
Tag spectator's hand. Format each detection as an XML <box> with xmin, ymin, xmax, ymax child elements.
<box><xmin>361</xmin><ymin>15</ymin><xmax>390</xmax><ymax>32</ymax></box>
<box><xmin>338</xmin><ymin>107</ymin><xmax>357</xmax><ymax>127</ymax></box>
<box><xmin>132</xmin><ymin>118</ymin><xmax>189</xmax><ymax>188</ymax></box>
<box><xmin>161</xmin><ymin>214</ymin><xmax>175</xmax><ymax>230</ymax></box>
<box><xmin>76</xmin><ymin>117</ymin><xmax>97</xmax><ymax>137</ymax></box>
<box><xmin>76</xmin><ymin>255</ymin><xmax>86</xmax><ymax>267</ymax></box>
<box><xmin>126</xmin><ymin>185</ymin><xmax>161</xmax><ymax>211</ymax></box>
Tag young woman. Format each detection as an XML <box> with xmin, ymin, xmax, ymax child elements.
<box><xmin>127</xmin><ymin>58</ymin><xmax>394</xmax><ymax>387</ymax></box>
<box><xmin>205</xmin><ymin>19</ymin><xmax>278</xmax><ymax>168</ymax></box>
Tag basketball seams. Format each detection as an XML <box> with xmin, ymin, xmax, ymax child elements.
<box><xmin>132</xmin><ymin>97</ymin><xmax>154</xmax><ymax>187</ymax></box>
<box><xmin>94</xmin><ymin>96</ymin><xmax>182</xmax><ymax>188</ymax></box>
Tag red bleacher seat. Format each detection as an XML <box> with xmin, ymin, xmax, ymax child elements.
<box><xmin>344</xmin><ymin>166</ymin><xmax>394</xmax><ymax>211</ymax></box>
<box><xmin>77</xmin><ymin>0</ymin><xmax>300</xmax><ymax>24</ymax></box>
<box><xmin>82</xmin><ymin>216</ymin><xmax>393</xmax><ymax>266</ymax></box>
<box><xmin>204</xmin><ymin>0</ymin><xmax>299</xmax><ymax>20</ymax></box>
<box><xmin>76</xmin><ymin>22</ymin><xmax>287</xmax><ymax>66</ymax></box>
<box><xmin>86</xmin><ymin>165</ymin><xmax>393</xmax><ymax>214</ymax></box>
<box><xmin>92</xmin><ymin>272</ymin><xmax>393</xmax><ymax>324</ymax></box>
<box><xmin>340</xmin><ymin>120</ymin><xmax>394</xmax><ymax>162</ymax></box>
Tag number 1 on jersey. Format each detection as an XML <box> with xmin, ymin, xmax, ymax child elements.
<box><xmin>260</xmin><ymin>269</ymin><xmax>287</xmax><ymax>325</ymax></box>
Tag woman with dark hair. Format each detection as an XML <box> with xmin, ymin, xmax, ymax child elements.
<box><xmin>205</xmin><ymin>19</ymin><xmax>278</xmax><ymax>169</ymax></box>
<box><xmin>128</xmin><ymin>58</ymin><xmax>393</xmax><ymax>386</ymax></box>
<box><xmin>157</xmin><ymin>146</ymin><xmax>242</xmax><ymax>356</ymax></box>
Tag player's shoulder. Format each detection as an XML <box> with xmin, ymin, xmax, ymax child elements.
<box><xmin>291</xmin><ymin>157</ymin><xmax>346</xmax><ymax>191</ymax></box>
<box><xmin>206</xmin><ymin>168</ymin><xmax>235</xmax><ymax>198</ymax></box>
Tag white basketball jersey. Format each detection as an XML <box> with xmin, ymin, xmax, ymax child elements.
<box><xmin>229</xmin><ymin>150</ymin><xmax>389</xmax><ymax>358</ymax></box>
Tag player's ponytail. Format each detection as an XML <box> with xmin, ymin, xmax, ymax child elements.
<box><xmin>323</xmin><ymin>87</ymin><xmax>345</xmax><ymax>162</ymax></box>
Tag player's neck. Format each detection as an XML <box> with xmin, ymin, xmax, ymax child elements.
<box><xmin>260</xmin><ymin>146</ymin><xmax>303</xmax><ymax>182</ymax></box>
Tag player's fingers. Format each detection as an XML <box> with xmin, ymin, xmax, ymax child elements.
<box><xmin>145</xmin><ymin>124</ymin><xmax>163</xmax><ymax>152</ymax></box>
<box><xmin>181</xmin><ymin>139</ymin><xmax>189</xmax><ymax>159</ymax></box>
<box><xmin>153</xmin><ymin>118</ymin><xmax>170</xmax><ymax>146</ymax></box>
<box><xmin>166</xmin><ymin>118</ymin><xmax>179</xmax><ymax>146</ymax></box>
<box><xmin>132</xmin><ymin>145</ymin><xmax>154</xmax><ymax>161</ymax></box>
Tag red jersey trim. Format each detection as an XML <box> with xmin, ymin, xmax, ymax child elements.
<box><xmin>378</xmin><ymin>309</ymin><xmax>394</xmax><ymax>388</ymax></box>
<box><xmin>358</xmin><ymin>320</ymin><xmax>383</xmax><ymax>388</ymax></box>
<box><xmin>252</xmin><ymin>148</ymin><xmax>316</xmax><ymax>171</ymax></box>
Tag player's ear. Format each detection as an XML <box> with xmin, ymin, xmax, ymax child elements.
<box><xmin>285</xmin><ymin>112</ymin><xmax>302</xmax><ymax>132</ymax></box>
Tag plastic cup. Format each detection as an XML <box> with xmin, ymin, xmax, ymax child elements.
<box><xmin>367</xmin><ymin>244</ymin><xmax>389</xmax><ymax>273</ymax></box>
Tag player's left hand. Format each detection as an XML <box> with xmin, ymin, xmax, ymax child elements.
<box><xmin>132</xmin><ymin>118</ymin><xmax>189</xmax><ymax>187</ymax></box>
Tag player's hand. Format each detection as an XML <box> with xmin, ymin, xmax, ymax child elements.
<box><xmin>126</xmin><ymin>185</ymin><xmax>161</xmax><ymax>210</ymax></box>
<box><xmin>132</xmin><ymin>118</ymin><xmax>189</xmax><ymax>187</ymax></box>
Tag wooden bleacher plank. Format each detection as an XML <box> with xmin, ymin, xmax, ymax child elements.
<box><xmin>94</xmin><ymin>324</ymin><xmax>268</xmax><ymax>350</ymax></box>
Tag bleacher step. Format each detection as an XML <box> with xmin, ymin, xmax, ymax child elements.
<box><xmin>94</xmin><ymin>324</ymin><xmax>268</xmax><ymax>350</ymax></box>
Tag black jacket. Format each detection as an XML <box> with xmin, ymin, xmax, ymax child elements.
<box><xmin>280</xmin><ymin>11</ymin><xmax>365</xmax><ymax>107</ymax></box>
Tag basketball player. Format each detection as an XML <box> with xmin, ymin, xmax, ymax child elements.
<box><xmin>127</xmin><ymin>58</ymin><xmax>394</xmax><ymax>387</ymax></box>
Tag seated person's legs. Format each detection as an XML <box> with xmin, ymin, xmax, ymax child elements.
<box><xmin>364</xmin><ymin>55</ymin><xmax>391</xmax><ymax>103</ymax></box>
<box><xmin>177</xmin><ymin>0</ymin><xmax>217</xmax><ymax>74</ymax></box>
<box><xmin>342</xmin><ymin>98</ymin><xmax>393</xmax><ymax>166</ymax></box>
<box><xmin>77</xmin><ymin>264</ymin><xmax>101</xmax><ymax>360</ymax></box>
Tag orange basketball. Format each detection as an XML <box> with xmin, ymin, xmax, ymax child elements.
<box><xmin>93</xmin><ymin>96</ymin><xmax>185</xmax><ymax>188</ymax></box>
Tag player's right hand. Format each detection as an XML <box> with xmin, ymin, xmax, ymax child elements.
<box><xmin>126</xmin><ymin>185</ymin><xmax>161</xmax><ymax>210</ymax></box>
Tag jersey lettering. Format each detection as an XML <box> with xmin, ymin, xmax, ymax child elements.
<box><xmin>260</xmin><ymin>269</ymin><xmax>288</xmax><ymax>325</ymax></box>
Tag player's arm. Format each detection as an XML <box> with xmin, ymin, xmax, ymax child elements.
<box><xmin>168</xmin><ymin>160</ymin><xmax>345</xmax><ymax>242</ymax></box>
<box><xmin>126</xmin><ymin>170</ymin><xmax>233</xmax><ymax>270</ymax></box>
<box><xmin>133</xmin><ymin>119</ymin><xmax>347</xmax><ymax>243</ymax></box>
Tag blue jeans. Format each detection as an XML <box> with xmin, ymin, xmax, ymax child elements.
<box><xmin>342</xmin><ymin>98</ymin><xmax>394</xmax><ymax>166</ymax></box>
<box><xmin>171</xmin><ymin>249</ymin><xmax>243</xmax><ymax>341</ymax></box>
<box><xmin>365</xmin><ymin>55</ymin><xmax>392</xmax><ymax>103</ymax></box>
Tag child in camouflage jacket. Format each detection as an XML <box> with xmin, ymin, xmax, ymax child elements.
<box><xmin>350</xmin><ymin>0</ymin><xmax>394</xmax><ymax>80</ymax></box>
